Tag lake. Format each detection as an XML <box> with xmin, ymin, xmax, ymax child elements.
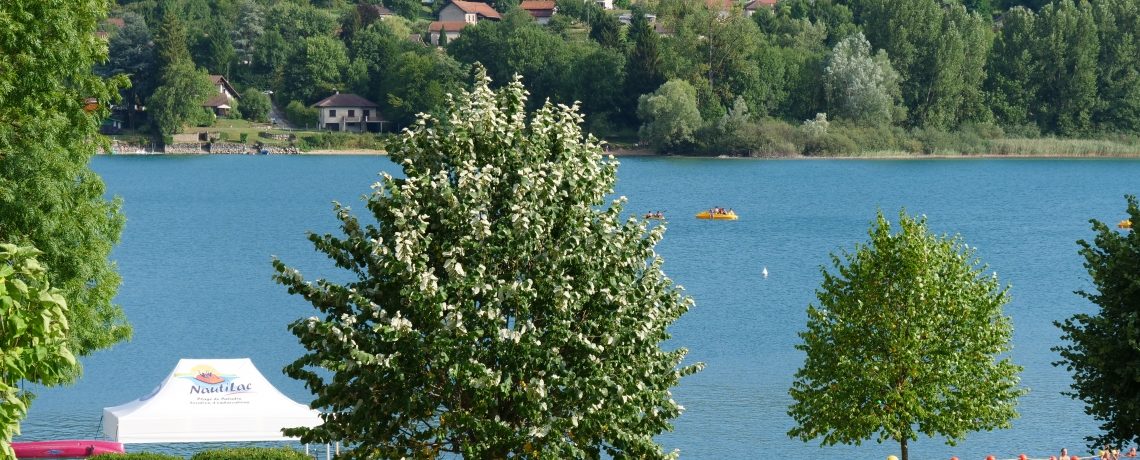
<box><xmin>14</xmin><ymin>155</ymin><xmax>1139</xmax><ymax>459</ymax></box>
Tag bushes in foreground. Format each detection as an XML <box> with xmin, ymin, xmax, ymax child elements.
<box><xmin>190</xmin><ymin>446</ymin><xmax>310</xmax><ymax>460</ymax></box>
<box><xmin>91</xmin><ymin>453</ymin><xmax>180</xmax><ymax>460</ymax></box>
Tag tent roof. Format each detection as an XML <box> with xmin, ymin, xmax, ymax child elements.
<box><xmin>102</xmin><ymin>359</ymin><xmax>322</xmax><ymax>443</ymax></box>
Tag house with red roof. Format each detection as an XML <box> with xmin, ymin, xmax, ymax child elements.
<box><xmin>430</xmin><ymin>0</ymin><xmax>501</xmax><ymax>45</ymax></box>
<box><xmin>311</xmin><ymin>92</ymin><xmax>384</xmax><ymax>132</ymax></box>
<box><xmin>520</xmin><ymin>1</ymin><xmax>557</xmax><ymax>24</ymax></box>
<box><xmin>202</xmin><ymin>75</ymin><xmax>240</xmax><ymax>117</ymax></box>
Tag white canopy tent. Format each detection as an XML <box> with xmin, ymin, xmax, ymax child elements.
<box><xmin>103</xmin><ymin>358</ymin><xmax>322</xmax><ymax>443</ymax></box>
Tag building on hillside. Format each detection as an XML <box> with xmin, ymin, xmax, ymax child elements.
<box><xmin>430</xmin><ymin>21</ymin><xmax>471</xmax><ymax>45</ymax></box>
<box><xmin>437</xmin><ymin>0</ymin><xmax>501</xmax><ymax>23</ymax></box>
<box><xmin>520</xmin><ymin>1</ymin><xmax>557</xmax><ymax>24</ymax></box>
<box><xmin>743</xmin><ymin>0</ymin><xmax>777</xmax><ymax>16</ymax></box>
<box><xmin>618</xmin><ymin>13</ymin><xmax>656</xmax><ymax>24</ymax></box>
<box><xmin>595</xmin><ymin>0</ymin><xmax>614</xmax><ymax>10</ymax></box>
<box><xmin>202</xmin><ymin>75</ymin><xmax>240</xmax><ymax>117</ymax></box>
<box><xmin>430</xmin><ymin>0</ymin><xmax>501</xmax><ymax>45</ymax></box>
<box><xmin>311</xmin><ymin>92</ymin><xmax>385</xmax><ymax>132</ymax></box>
<box><xmin>362</xmin><ymin>3</ymin><xmax>396</xmax><ymax>19</ymax></box>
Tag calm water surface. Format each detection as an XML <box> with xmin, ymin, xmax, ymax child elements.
<box><xmin>15</xmin><ymin>156</ymin><xmax>1140</xmax><ymax>459</ymax></box>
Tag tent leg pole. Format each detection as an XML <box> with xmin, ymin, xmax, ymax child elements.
<box><xmin>326</xmin><ymin>443</ymin><xmax>330</xmax><ymax>460</ymax></box>
<box><xmin>305</xmin><ymin>444</ymin><xmax>309</xmax><ymax>456</ymax></box>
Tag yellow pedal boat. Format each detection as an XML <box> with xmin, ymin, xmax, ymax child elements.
<box><xmin>1120</xmin><ymin>219</ymin><xmax>1133</xmax><ymax>229</ymax></box>
<box><xmin>696</xmin><ymin>211</ymin><xmax>738</xmax><ymax>220</ymax></box>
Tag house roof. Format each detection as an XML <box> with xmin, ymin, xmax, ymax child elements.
<box><xmin>208</xmin><ymin>75</ymin><xmax>240</xmax><ymax>99</ymax></box>
<box><xmin>311</xmin><ymin>93</ymin><xmax>379</xmax><ymax>108</ymax></box>
<box><xmin>448</xmin><ymin>0</ymin><xmax>502</xmax><ymax>19</ymax></box>
<box><xmin>519</xmin><ymin>1</ymin><xmax>556</xmax><ymax>10</ymax></box>
<box><xmin>744</xmin><ymin>0</ymin><xmax>776</xmax><ymax>9</ymax></box>
<box><xmin>705</xmin><ymin>0</ymin><xmax>737</xmax><ymax>10</ymax></box>
<box><xmin>201</xmin><ymin>93</ymin><xmax>231</xmax><ymax>108</ymax></box>
<box><xmin>106</xmin><ymin>18</ymin><xmax>125</xmax><ymax>28</ymax></box>
<box><xmin>364</xmin><ymin>4</ymin><xmax>395</xmax><ymax>15</ymax></box>
<box><xmin>430</xmin><ymin>21</ymin><xmax>474</xmax><ymax>32</ymax></box>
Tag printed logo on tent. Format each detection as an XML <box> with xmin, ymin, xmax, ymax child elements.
<box><xmin>177</xmin><ymin>364</ymin><xmax>254</xmax><ymax>396</ymax></box>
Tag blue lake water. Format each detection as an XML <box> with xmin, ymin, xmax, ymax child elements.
<box><xmin>14</xmin><ymin>155</ymin><xmax>1140</xmax><ymax>459</ymax></box>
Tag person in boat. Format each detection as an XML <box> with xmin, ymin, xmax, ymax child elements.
<box><xmin>728</xmin><ymin>207</ymin><xmax>734</xmax><ymax>215</ymax></box>
<box><xmin>1127</xmin><ymin>446</ymin><xmax>1137</xmax><ymax>457</ymax></box>
<box><xmin>655</xmin><ymin>211</ymin><xmax>663</xmax><ymax>218</ymax></box>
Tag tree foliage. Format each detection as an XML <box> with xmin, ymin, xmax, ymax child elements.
<box><xmin>637</xmin><ymin>80</ymin><xmax>703</xmax><ymax>151</ymax></box>
<box><xmin>0</xmin><ymin>244</ymin><xmax>75</xmax><ymax>459</ymax></box>
<box><xmin>824</xmin><ymin>33</ymin><xmax>903</xmax><ymax>127</ymax></box>
<box><xmin>788</xmin><ymin>210</ymin><xmax>1024</xmax><ymax>460</ymax></box>
<box><xmin>241</xmin><ymin>89</ymin><xmax>272</xmax><ymax>122</ymax></box>
<box><xmin>0</xmin><ymin>0</ymin><xmax>131</xmax><ymax>365</ymax></box>
<box><xmin>149</xmin><ymin>60</ymin><xmax>217</xmax><ymax>134</ymax></box>
<box><xmin>273</xmin><ymin>69</ymin><xmax>700</xmax><ymax>459</ymax></box>
<box><xmin>1054</xmin><ymin>195</ymin><xmax>1140</xmax><ymax>448</ymax></box>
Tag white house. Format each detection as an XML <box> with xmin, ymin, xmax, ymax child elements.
<box><xmin>311</xmin><ymin>93</ymin><xmax>384</xmax><ymax>132</ymax></box>
<box><xmin>430</xmin><ymin>0</ymin><xmax>501</xmax><ymax>45</ymax></box>
<box><xmin>594</xmin><ymin>0</ymin><xmax>613</xmax><ymax>10</ymax></box>
<box><xmin>202</xmin><ymin>75</ymin><xmax>239</xmax><ymax>117</ymax></box>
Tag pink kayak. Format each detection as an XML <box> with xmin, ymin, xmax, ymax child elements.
<box><xmin>11</xmin><ymin>440</ymin><xmax>125</xmax><ymax>458</ymax></box>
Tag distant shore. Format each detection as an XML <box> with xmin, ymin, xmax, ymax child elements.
<box><xmin>103</xmin><ymin>147</ymin><xmax>1140</xmax><ymax>158</ymax></box>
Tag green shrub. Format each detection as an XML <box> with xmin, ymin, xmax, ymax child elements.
<box><xmin>240</xmin><ymin>132</ymin><xmax>249</xmax><ymax>143</ymax></box>
<box><xmin>162</xmin><ymin>135</ymin><xmax>173</xmax><ymax>145</ymax></box>
<box><xmin>218</xmin><ymin>132</ymin><xmax>230</xmax><ymax>141</ymax></box>
<box><xmin>90</xmin><ymin>452</ymin><xmax>181</xmax><ymax>460</ymax></box>
<box><xmin>189</xmin><ymin>446</ymin><xmax>310</xmax><ymax>460</ymax></box>
<box><xmin>284</xmin><ymin>100</ymin><xmax>319</xmax><ymax>128</ymax></box>
<box><xmin>803</xmin><ymin>132</ymin><xmax>858</xmax><ymax>156</ymax></box>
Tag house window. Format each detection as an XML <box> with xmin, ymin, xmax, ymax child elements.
<box><xmin>329</xmin><ymin>110</ymin><xmax>336</xmax><ymax>117</ymax></box>
<box><xmin>364</xmin><ymin>110</ymin><xmax>371</xmax><ymax>118</ymax></box>
<box><xmin>348</xmin><ymin>110</ymin><xmax>355</xmax><ymax>117</ymax></box>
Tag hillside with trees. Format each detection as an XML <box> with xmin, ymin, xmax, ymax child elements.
<box><xmin>100</xmin><ymin>0</ymin><xmax>1140</xmax><ymax>156</ymax></box>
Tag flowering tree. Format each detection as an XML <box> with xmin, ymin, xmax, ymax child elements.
<box><xmin>273</xmin><ymin>69</ymin><xmax>701</xmax><ymax>459</ymax></box>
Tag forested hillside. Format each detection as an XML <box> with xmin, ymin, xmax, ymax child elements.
<box><xmin>101</xmin><ymin>0</ymin><xmax>1140</xmax><ymax>155</ymax></box>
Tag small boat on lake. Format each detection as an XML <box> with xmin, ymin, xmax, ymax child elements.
<box><xmin>11</xmin><ymin>440</ymin><xmax>125</xmax><ymax>458</ymax></box>
<box><xmin>696</xmin><ymin>211</ymin><xmax>738</xmax><ymax>220</ymax></box>
<box><xmin>643</xmin><ymin>213</ymin><xmax>665</xmax><ymax>220</ymax></box>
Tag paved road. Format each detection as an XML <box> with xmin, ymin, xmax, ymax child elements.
<box><xmin>268</xmin><ymin>99</ymin><xmax>298</xmax><ymax>129</ymax></box>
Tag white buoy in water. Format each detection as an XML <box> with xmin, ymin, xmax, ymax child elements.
<box><xmin>762</xmin><ymin>267</ymin><xmax>769</xmax><ymax>278</ymax></box>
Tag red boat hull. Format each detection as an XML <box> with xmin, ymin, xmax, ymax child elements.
<box><xmin>11</xmin><ymin>440</ymin><xmax>125</xmax><ymax>458</ymax></box>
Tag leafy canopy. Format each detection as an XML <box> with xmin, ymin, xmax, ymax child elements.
<box><xmin>0</xmin><ymin>244</ymin><xmax>76</xmax><ymax>458</ymax></box>
<box><xmin>1054</xmin><ymin>195</ymin><xmax>1140</xmax><ymax>448</ymax></box>
<box><xmin>788</xmin><ymin>210</ymin><xmax>1024</xmax><ymax>460</ymax></box>
<box><xmin>0</xmin><ymin>0</ymin><xmax>131</xmax><ymax>366</ymax></box>
<box><xmin>273</xmin><ymin>68</ymin><xmax>701</xmax><ymax>459</ymax></box>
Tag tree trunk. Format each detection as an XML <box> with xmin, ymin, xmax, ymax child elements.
<box><xmin>900</xmin><ymin>436</ymin><xmax>909</xmax><ymax>460</ymax></box>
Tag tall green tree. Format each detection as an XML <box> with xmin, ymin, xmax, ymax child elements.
<box><xmin>1091</xmin><ymin>0</ymin><xmax>1140</xmax><ymax>133</ymax></box>
<box><xmin>788</xmin><ymin>210</ymin><xmax>1025</xmax><ymax>460</ymax></box>
<box><xmin>589</xmin><ymin>10</ymin><xmax>623</xmax><ymax>49</ymax></box>
<box><xmin>101</xmin><ymin>12</ymin><xmax>156</xmax><ymax>128</ymax></box>
<box><xmin>231</xmin><ymin>0</ymin><xmax>264</xmax><ymax>67</ymax></box>
<box><xmin>273</xmin><ymin>68</ymin><xmax>701</xmax><ymax>459</ymax></box>
<box><xmin>154</xmin><ymin>11</ymin><xmax>190</xmax><ymax>71</ymax></box>
<box><xmin>0</xmin><ymin>245</ymin><xmax>75</xmax><ymax>458</ymax></box>
<box><xmin>281</xmin><ymin>35</ymin><xmax>349</xmax><ymax>105</ymax></box>
<box><xmin>149</xmin><ymin>60</ymin><xmax>217</xmax><ymax>134</ymax></box>
<box><xmin>625</xmin><ymin>8</ymin><xmax>666</xmax><ymax>102</ymax></box>
<box><xmin>985</xmin><ymin>7</ymin><xmax>1040</xmax><ymax>127</ymax></box>
<box><xmin>1054</xmin><ymin>195</ymin><xmax>1140</xmax><ymax>447</ymax></box>
<box><xmin>0</xmin><ymin>0</ymin><xmax>131</xmax><ymax>370</ymax></box>
<box><xmin>197</xmin><ymin>17</ymin><xmax>236</xmax><ymax>77</ymax></box>
<box><xmin>1035</xmin><ymin>0</ymin><xmax>1099</xmax><ymax>135</ymax></box>
<box><xmin>638</xmin><ymin>79</ymin><xmax>704</xmax><ymax>151</ymax></box>
<box><xmin>240</xmin><ymin>89</ymin><xmax>272</xmax><ymax>122</ymax></box>
<box><xmin>823</xmin><ymin>32</ymin><xmax>903</xmax><ymax>126</ymax></box>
